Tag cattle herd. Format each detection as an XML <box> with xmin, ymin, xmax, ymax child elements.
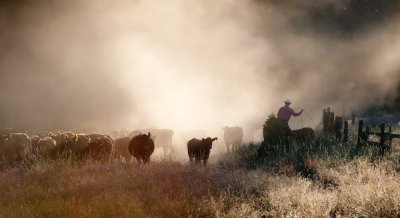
<box><xmin>0</xmin><ymin>126</ymin><xmax>245</xmax><ymax>165</ymax></box>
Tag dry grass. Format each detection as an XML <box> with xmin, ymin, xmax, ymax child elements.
<box><xmin>0</xmin><ymin>158</ymin><xmax>269</xmax><ymax>218</ymax></box>
<box><xmin>1</xmin><ymin>145</ymin><xmax>400</xmax><ymax>217</ymax></box>
<box><xmin>265</xmin><ymin>159</ymin><xmax>400</xmax><ymax>217</ymax></box>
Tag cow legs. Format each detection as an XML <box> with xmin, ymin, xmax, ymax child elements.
<box><xmin>189</xmin><ymin>156</ymin><xmax>193</xmax><ymax>162</ymax></box>
<box><xmin>135</xmin><ymin>156</ymin><xmax>143</xmax><ymax>165</ymax></box>
<box><xmin>188</xmin><ymin>150</ymin><xmax>194</xmax><ymax>162</ymax></box>
<box><xmin>194</xmin><ymin>153</ymin><xmax>201</xmax><ymax>163</ymax></box>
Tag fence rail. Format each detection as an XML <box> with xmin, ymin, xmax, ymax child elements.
<box><xmin>357</xmin><ymin>120</ymin><xmax>400</xmax><ymax>154</ymax></box>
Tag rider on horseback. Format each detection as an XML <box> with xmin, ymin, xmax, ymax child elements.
<box><xmin>277</xmin><ymin>99</ymin><xmax>303</xmax><ymax>136</ymax></box>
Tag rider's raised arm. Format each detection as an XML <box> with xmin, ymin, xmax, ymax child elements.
<box><xmin>290</xmin><ymin>108</ymin><xmax>303</xmax><ymax>117</ymax></box>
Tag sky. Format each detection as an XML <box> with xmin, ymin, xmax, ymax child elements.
<box><xmin>0</xmin><ymin>0</ymin><xmax>400</xmax><ymax>133</ymax></box>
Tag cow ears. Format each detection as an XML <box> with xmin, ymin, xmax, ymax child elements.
<box><xmin>74</xmin><ymin>134</ymin><xmax>78</xmax><ymax>142</ymax></box>
<box><xmin>147</xmin><ymin>132</ymin><xmax>151</xmax><ymax>137</ymax></box>
<box><xmin>48</xmin><ymin>132</ymin><xmax>54</xmax><ymax>137</ymax></box>
<box><xmin>212</xmin><ymin>137</ymin><xmax>218</xmax><ymax>141</ymax></box>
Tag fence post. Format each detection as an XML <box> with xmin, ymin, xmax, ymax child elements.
<box><xmin>380</xmin><ymin>123</ymin><xmax>386</xmax><ymax>155</ymax></box>
<box><xmin>334</xmin><ymin>116</ymin><xmax>343</xmax><ymax>142</ymax></box>
<box><xmin>343</xmin><ymin>121</ymin><xmax>348</xmax><ymax>143</ymax></box>
<box><xmin>357</xmin><ymin>120</ymin><xmax>363</xmax><ymax>148</ymax></box>
<box><xmin>389</xmin><ymin>126</ymin><xmax>392</xmax><ymax>148</ymax></box>
<box><xmin>351</xmin><ymin>111</ymin><xmax>356</xmax><ymax>125</ymax></box>
<box><xmin>323</xmin><ymin>109</ymin><xmax>327</xmax><ymax>133</ymax></box>
<box><xmin>330</xmin><ymin>112</ymin><xmax>335</xmax><ymax>133</ymax></box>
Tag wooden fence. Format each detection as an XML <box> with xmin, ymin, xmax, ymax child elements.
<box><xmin>323</xmin><ymin>107</ymin><xmax>349</xmax><ymax>142</ymax></box>
<box><xmin>357</xmin><ymin>120</ymin><xmax>400</xmax><ymax>154</ymax></box>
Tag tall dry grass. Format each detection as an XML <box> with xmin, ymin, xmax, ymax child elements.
<box><xmin>0</xmin><ymin>139</ymin><xmax>400</xmax><ymax>217</ymax></box>
<box><xmin>0</xmin><ymin>157</ymin><xmax>270</xmax><ymax>217</ymax></box>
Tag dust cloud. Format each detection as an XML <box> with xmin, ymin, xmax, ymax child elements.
<box><xmin>1</xmin><ymin>0</ymin><xmax>400</xmax><ymax>137</ymax></box>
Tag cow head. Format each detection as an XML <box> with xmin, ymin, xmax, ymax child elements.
<box><xmin>201</xmin><ymin>137</ymin><xmax>218</xmax><ymax>149</ymax></box>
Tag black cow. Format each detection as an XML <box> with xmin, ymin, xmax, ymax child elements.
<box><xmin>129</xmin><ymin>133</ymin><xmax>155</xmax><ymax>164</ymax></box>
<box><xmin>187</xmin><ymin>137</ymin><xmax>218</xmax><ymax>164</ymax></box>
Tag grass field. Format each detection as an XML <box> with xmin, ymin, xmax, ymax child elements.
<box><xmin>1</xmin><ymin>132</ymin><xmax>400</xmax><ymax>217</ymax></box>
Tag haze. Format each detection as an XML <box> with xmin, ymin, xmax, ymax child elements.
<box><xmin>1</xmin><ymin>0</ymin><xmax>400</xmax><ymax>134</ymax></box>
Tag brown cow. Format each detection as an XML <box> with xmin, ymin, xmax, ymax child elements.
<box><xmin>129</xmin><ymin>133</ymin><xmax>155</xmax><ymax>164</ymax></box>
<box><xmin>187</xmin><ymin>137</ymin><xmax>218</xmax><ymax>164</ymax></box>
<box><xmin>49</xmin><ymin>132</ymin><xmax>69</xmax><ymax>148</ymax></box>
<box><xmin>50</xmin><ymin>134</ymin><xmax>90</xmax><ymax>158</ymax></box>
<box><xmin>0</xmin><ymin>133</ymin><xmax>32</xmax><ymax>162</ymax></box>
<box><xmin>32</xmin><ymin>136</ymin><xmax>57</xmax><ymax>155</ymax></box>
<box><xmin>79</xmin><ymin>137</ymin><xmax>113</xmax><ymax>162</ymax></box>
<box><xmin>65</xmin><ymin>134</ymin><xmax>91</xmax><ymax>153</ymax></box>
<box><xmin>292</xmin><ymin>128</ymin><xmax>315</xmax><ymax>142</ymax></box>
